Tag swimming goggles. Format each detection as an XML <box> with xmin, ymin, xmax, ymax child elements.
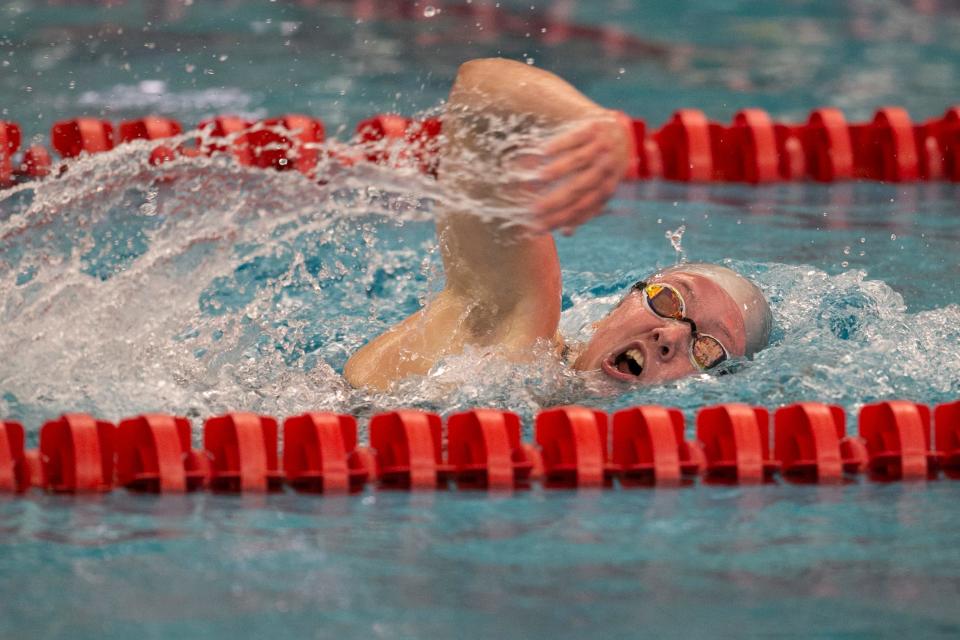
<box><xmin>632</xmin><ymin>280</ymin><xmax>729</xmax><ymax>371</ymax></box>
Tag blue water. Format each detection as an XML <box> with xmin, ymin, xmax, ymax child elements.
<box><xmin>2</xmin><ymin>1</ymin><xmax>960</xmax><ymax>638</ymax></box>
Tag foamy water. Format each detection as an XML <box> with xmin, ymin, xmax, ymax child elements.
<box><xmin>1</xmin><ymin>126</ymin><xmax>959</xmax><ymax>436</ymax></box>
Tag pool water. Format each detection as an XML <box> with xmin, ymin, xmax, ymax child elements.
<box><xmin>2</xmin><ymin>1</ymin><xmax>960</xmax><ymax>638</ymax></box>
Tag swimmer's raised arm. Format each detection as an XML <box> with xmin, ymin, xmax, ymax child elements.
<box><xmin>344</xmin><ymin>58</ymin><xmax>629</xmax><ymax>390</ymax></box>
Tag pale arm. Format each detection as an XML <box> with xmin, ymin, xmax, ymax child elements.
<box><xmin>344</xmin><ymin>58</ymin><xmax>628</xmax><ymax>390</ymax></box>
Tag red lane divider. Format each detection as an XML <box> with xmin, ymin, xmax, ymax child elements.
<box><xmin>4</xmin><ymin>105</ymin><xmax>960</xmax><ymax>189</ymax></box>
<box><xmin>197</xmin><ymin>115</ymin><xmax>249</xmax><ymax>154</ymax></box>
<box><xmin>4</xmin><ymin>399</ymin><xmax>960</xmax><ymax>496</ymax></box>
<box><xmin>115</xmin><ymin>415</ymin><xmax>208</xmax><ymax>492</ymax></box>
<box><xmin>935</xmin><ymin>400</ymin><xmax>960</xmax><ymax>479</ymax></box>
<box><xmin>774</xmin><ymin>403</ymin><xmax>866</xmax><ymax>483</ymax></box>
<box><xmin>943</xmin><ymin>107</ymin><xmax>960</xmax><ymax>181</ymax></box>
<box><xmin>17</xmin><ymin>145</ymin><xmax>53</xmax><ymax>179</ymax></box>
<box><xmin>204</xmin><ymin>413</ymin><xmax>282</xmax><ymax>492</ymax></box>
<box><xmin>235</xmin><ymin>115</ymin><xmax>325</xmax><ymax>174</ymax></box>
<box><xmin>611</xmin><ymin>406</ymin><xmax>703</xmax><ymax>486</ymax></box>
<box><xmin>51</xmin><ymin>118</ymin><xmax>114</xmax><ymax>158</ymax></box>
<box><xmin>709</xmin><ymin>109</ymin><xmax>780</xmax><ymax>183</ymax></box>
<box><xmin>774</xmin><ymin>122</ymin><xmax>807</xmax><ymax>180</ymax></box>
<box><xmin>654</xmin><ymin>109</ymin><xmax>713</xmax><ymax>182</ymax></box>
<box><xmin>356</xmin><ymin>114</ymin><xmax>411</xmax><ymax>163</ymax></box>
<box><xmin>535</xmin><ymin>406</ymin><xmax>612</xmax><ymax>488</ymax></box>
<box><xmin>447</xmin><ymin>409</ymin><xmax>536</xmax><ymax>489</ymax></box>
<box><xmin>1</xmin><ymin>121</ymin><xmax>21</xmax><ymax>187</ymax></box>
<box><xmin>697</xmin><ymin>404</ymin><xmax>779</xmax><ymax>484</ymax></box>
<box><xmin>119</xmin><ymin>116</ymin><xmax>182</xmax><ymax>143</ymax></box>
<box><xmin>859</xmin><ymin>401</ymin><xmax>938</xmax><ymax>481</ymax></box>
<box><xmin>805</xmin><ymin>108</ymin><xmax>855</xmax><ymax>182</ymax></box>
<box><xmin>36</xmin><ymin>414</ymin><xmax>115</xmax><ymax>493</ymax></box>
<box><xmin>0</xmin><ymin>421</ymin><xmax>28</xmax><ymax>493</ymax></box>
<box><xmin>356</xmin><ymin>114</ymin><xmax>442</xmax><ymax>174</ymax></box>
<box><xmin>283</xmin><ymin>412</ymin><xmax>368</xmax><ymax>493</ymax></box>
<box><xmin>369</xmin><ymin>410</ymin><xmax>449</xmax><ymax>489</ymax></box>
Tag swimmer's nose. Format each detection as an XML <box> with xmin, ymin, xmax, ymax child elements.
<box><xmin>652</xmin><ymin>323</ymin><xmax>690</xmax><ymax>362</ymax></box>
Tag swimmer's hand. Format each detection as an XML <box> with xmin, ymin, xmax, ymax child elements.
<box><xmin>528</xmin><ymin>117</ymin><xmax>627</xmax><ymax>235</ymax></box>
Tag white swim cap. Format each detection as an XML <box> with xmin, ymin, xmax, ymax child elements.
<box><xmin>660</xmin><ymin>262</ymin><xmax>772</xmax><ymax>357</ymax></box>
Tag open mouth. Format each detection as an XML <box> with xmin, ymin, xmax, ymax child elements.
<box><xmin>601</xmin><ymin>345</ymin><xmax>645</xmax><ymax>381</ymax></box>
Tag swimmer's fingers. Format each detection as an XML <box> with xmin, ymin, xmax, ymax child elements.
<box><xmin>535</xmin><ymin>158</ymin><xmax>620</xmax><ymax>233</ymax></box>
<box><xmin>560</xmin><ymin>168</ymin><xmax>622</xmax><ymax>235</ymax></box>
<box><xmin>542</xmin><ymin>120</ymin><xmax>604</xmax><ymax>156</ymax></box>
<box><xmin>551</xmin><ymin>180</ymin><xmax>613</xmax><ymax>236</ymax></box>
<box><xmin>539</xmin><ymin>133</ymin><xmax>611</xmax><ymax>182</ymax></box>
<box><xmin>533</xmin><ymin>150</ymin><xmax>618</xmax><ymax>220</ymax></box>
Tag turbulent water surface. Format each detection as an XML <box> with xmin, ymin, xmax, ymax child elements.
<box><xmin>2</xmin><ymin>2</ymin><xmax>960</xmax><ymax>639</ymax></box>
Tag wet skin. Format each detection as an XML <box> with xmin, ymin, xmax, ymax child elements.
<box><xmin>573</xmin><ymin>271</ymin><xmax>748</xmax><ymax>384</ymax></box>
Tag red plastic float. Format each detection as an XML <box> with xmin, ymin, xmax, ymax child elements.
<box><xmin>17</xmin><ymin>145</ymin><xmax>53</xmax><ymax>179</ymax></box>
<box><xmin>0</xmin><ymin>421</ymin><xmax>28</xmax><ymax>493</ymax></box>
<box><xmin>655</xmin><ymin>109</ymin><xmax>713</xmax><ymax>181</ymax></box>
<box><xmin>535</xmin><ymin>406</ymin><xmax>611</xmax><ymax>488</ymax></box>
<box><xmin>697</xmin><ymin>403</ymin><xmax>779</xmax><ymax>484</ymax></box>
<box><xmin>197</xmin><ymin>115</ymin><xmax>250</xmax><ymax>154</ymax></box>
<box><xmin>355</xmin><ymin>114</ymin><xmax>441</xmax><ymax>173</ymax></box>
<box><xmin>356</xmin><ymin>113</ymin><xmax>412</xmax><ymax>164</ymax></box>
<box><xmin>804</xmin><ymin>108</ymin><xmax>854</xmax><ymax>182</ymax></box>
<box><xmin>710</xmin><ymin>109</ymin><xmax>779</xmax><ymax>183</ymax></box>
<box><xmin>118</xmin><ymin>116</ymin><xmax>183</xmax><ymax>143</ymax></box>
<box><xmin>369</xmin><ymin>410</ymin><xmax>447</xmax><ymax>489</ymax></box>
<box><xmin>235</xmin><ymin>114</ymin><xmax>325</xmax><ymax>174</ymax></box>
<box><xmin>115</xmin><ymin>414</ymin><xmax>208</xmax><ymax>492</ymax></box>
<box><xmin>858</xmin><ymin>401</ymin><xmax>938</xmax><ymax>481</ymax></box>
<box><xmin>0</xmin><ymin>121</ymin><xmax>21</xmax><ymax>186</ymax></box>
<box><xmin>610</xmin><ymin>406</ymin><xmax>703</xmax><ymax>486</ymax></box>
<box><xmin>447</xmin><ymin>409</ymin><xmax>535</xmax><ymax>489</ymax></box>
<box><xmin>935</xmin><ymin>400</ymin><xmax>960</xmax><ymax>479</ymax></box>
<box><xmin>774</xmin><ymin>402</ymin><xmax>867</xmax><ymax>483</ymax></box>
<box><xmin>38</xmin><ymin>414</ymin><xmax>115</xmax><ymax>493</ymax></box>
<box><xmin>51</xmin><ymin>118</ymin><xmax>115</xmax><ymax>158</ymax></box>
<box><xmin>406</xmin><ymin>117</ymin><xmax>442</xmax><ymax>174</ymax></box>
<box><xmin>850</xmin><ymin>107</ymin><xmax>919</xmax><ymax>182</ymax></box>
<box><xmin>937</xmin><ymin>106</ymin><xmax>960</xmax><ymax>181</ymax></box>
<box><xmin>203</xmin><ymin>413</ymin><xmax>282</xmax><ymax>492</ymax></box>
<box><xmin>282</xmin><ymin>412</ymin><xmax>368</xmax><ymax>492</ymax></box>
<box><xmin>773</xmin><ymin>123</ymin><xmax>807</xmax><ymax>180</ymax></box>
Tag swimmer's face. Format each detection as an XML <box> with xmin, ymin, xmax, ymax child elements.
<box><xmin>572</xmin><ymin>270</ymin><xmax>750</xmax><ymax>384</ymax></box>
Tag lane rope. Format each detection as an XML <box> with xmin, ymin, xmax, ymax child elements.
<box><xmin>2</xmin><ymin>400</ymin><xmax>959</xmax><ymax>494</ymax></box>
<box><xmin>2</xmin><ymin>106</ymin><xmax>958</xmax><ymax>189</ymax></box>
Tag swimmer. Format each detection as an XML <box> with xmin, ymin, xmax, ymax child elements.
<box><xmin>344</xmin><ymin>58</ymin><xmax>771</xmax><ymax>391</ymax></box>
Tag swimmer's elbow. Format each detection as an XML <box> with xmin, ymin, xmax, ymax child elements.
<box><xmin>456</xmin><ymin>58</ymin><xmax>514</xmax><ymax>86</ymax></box>
<box><xmin>453</xmin><ymin>58</ymin><xmax>553</xmax><ymax>101</ymax></box>
<box><xmin>343</xmin><ymin>352</ymin><xmax>389</xmax><ymax>392</ymax></box>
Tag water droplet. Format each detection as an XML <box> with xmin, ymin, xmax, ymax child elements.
<box><xmin>665</xmin><ymin>225</ymin><xmax>686</xmax><ymax>263</ymax></box>
<box><xmin>423</xmin><ymin>5</ymin><xmax>437</xmax><ymax>17</ymax></box>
